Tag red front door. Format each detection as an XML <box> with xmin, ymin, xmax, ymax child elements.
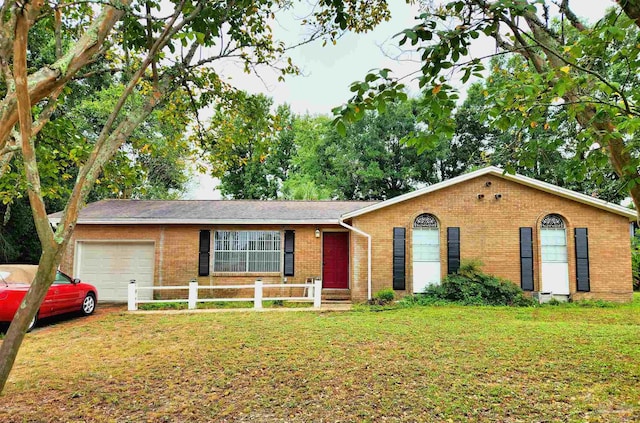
<box><xmin>322</xmin><ymin>232</ymin><xmax>349</xmax><ymax>289</ymax></box>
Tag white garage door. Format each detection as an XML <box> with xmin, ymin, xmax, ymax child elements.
<box><xmin>76</xmin><ymin>242</ymin><xmax>155</xmax><ymax>302</ymax></box>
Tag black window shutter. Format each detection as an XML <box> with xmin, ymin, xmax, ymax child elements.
<box><xmin>198</xmin><ymin>230</ymin><xmax>211</xmax><ymax>276</ymax></box>
<box><xmin>392</xmin><ymin>227</ymin><xmax>406</xmax><ymax>290</ymax></box>
<box><xmin>575</xmin><ymin>228</ymin><xmax>590</xmax><ymax>292</ymax></box>
<box><xmin>447</xmin><ymin>227</ymin><xmax>461</xmax><ymax>274</ymax></box>
<box><xmin>284</xmin><ymin>230</ymin><xmax>295</xmax><ymax>276</ymax></box>
<box><xmin>519</xmin><ymin>227</ymin><xmax>534</xmax><ymax>291</ymax></box>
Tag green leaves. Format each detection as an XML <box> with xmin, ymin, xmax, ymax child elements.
<box><xmin>334</xmin><ymin>0</ymin><xmax>640</xmax><ymax>215</ymax></box>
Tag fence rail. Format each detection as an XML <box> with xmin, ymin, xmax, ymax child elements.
<box><xmin>127</xmin><ymin>279</ymin><xmax>322</xmax><ymax>311</ymax></box>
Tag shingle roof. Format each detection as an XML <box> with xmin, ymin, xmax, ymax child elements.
<box><xmin>48</xmin><ymin>199</ymin><xmax>378</xmax><ymax>225</ymax></box>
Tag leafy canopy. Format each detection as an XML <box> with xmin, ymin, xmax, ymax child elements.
<box><xmin>334</xmin><ymin>0</ymin><xmax>640</xmax><ymax>217</ymax></box>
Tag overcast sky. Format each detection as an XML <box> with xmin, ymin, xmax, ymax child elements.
<box><xmin>185</xmin><ymin>0</ymin><xmax>614</xmax><ymax>200</ymax></box>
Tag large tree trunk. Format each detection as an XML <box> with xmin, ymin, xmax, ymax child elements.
<box><xmin>0</xmin><ymin>5</ymin><xmax>62</xmax><ymax>393</ymax></box>
<box><xmin>0</xmin><ymin>0</ymin><xmax>192</xmax><ymax>392</ymax></box>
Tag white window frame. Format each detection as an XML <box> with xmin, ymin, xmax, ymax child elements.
<box><xmin>540</xmin><ymin>214</ymin><xmax>568</xmax><ymax>263</ymax></box>
<box><xmin>213</xmin><ymin>230</ymin><xmax>281</xmax><ymax>273</ymax></box>
<box><xmin>413</xmin><ymin>213</ymin><xmax>440</xmax><ymax>262</ymax></box>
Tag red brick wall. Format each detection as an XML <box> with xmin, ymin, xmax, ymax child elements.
<box><xmin>349</xmin><ymin>174</ymin><xmax>633</xmax><ymax>302</ymax></box>
<box><xmin>62</xmin><ymin>224</ymin><xmax>335</xmax><ymax>299</ymax></box>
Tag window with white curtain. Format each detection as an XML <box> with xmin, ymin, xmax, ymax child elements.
<box><xmin>213</xmin><ymin>231</ymin><xmax>281</xmax><ymax>272</ymax></box>
<box><xmin>413</xmin><ymin>213</ymin><xmax>440</xmax><ymax>262</ymax></box>
<box><xmin>541</xmin><ymin>214</ymin><xmax>568</xmax><ymax>263</ymax></box>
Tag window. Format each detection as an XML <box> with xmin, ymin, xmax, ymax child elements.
<box><xmin>541</xmin><ymin>214</ymin><xmax>567</xmax><ymax>263</ymax></box>
<box><xmin>53</xmin><ymin>271</ymin><xmax>72</xmax><ymax>284</ymax></box>
<box><xmin>213</xmin><ymin>231</ymin><xmax>281</xmax><ymax>272</ymax></box>
<box><xmin>413</xmin><ymin>214</ymin><xmax>440</xmax><ymax>262</ymax></box>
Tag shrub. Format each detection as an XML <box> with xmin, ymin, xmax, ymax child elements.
<box><xmin>401</xmin><ymin>260</ymin><xmax>534</xmax><ymax>307</ymax></box>
<box><xmin>371</xmin><ymin>288</ymin><xmax>395</xmax><ymax>305</ymax></box>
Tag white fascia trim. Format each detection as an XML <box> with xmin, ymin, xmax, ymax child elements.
<box><xmin>340</xmin><ymin>167</ymin><xmax>499</xmax><ymax>219</ymax></box>
<box><xmin>341</xmin><ymin>166</ymin><xmax>637</xmax><ymax>221</ymax></box>
<box><xmin>48</xmin><ymin>218</ymin><xmax>340</xmax><ymax>226</ymax></box>
<box><xmin>497</xmin><ymin>170</ymin><xmax>636</xmax><ymax>219</ymax></box>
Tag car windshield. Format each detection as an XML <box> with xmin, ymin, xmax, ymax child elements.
<box><xmin>53</xmin><ymin>271</ymin><xmax>71</xmax><ymax>284</ymax></box>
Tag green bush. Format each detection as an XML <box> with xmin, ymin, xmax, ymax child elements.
<box><xmin>371</xmin><ymin>288</ymin><xmax>395</xmax><ymax>305</ymax></box>
<box><xmin>401</xmin><ymin>260</ymin><xmax>534</xmax><ymax>307</ymax></box>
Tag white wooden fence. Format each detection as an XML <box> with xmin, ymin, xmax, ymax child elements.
<box><xmin>127</xmin><ymin>279</ymin><xmax>323</xmax><ymax>311</ymax></box>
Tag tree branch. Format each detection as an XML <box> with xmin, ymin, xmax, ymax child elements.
<box><xmin>13</xmin><ymin>4</ymin><xmax>55</xmax><ymax>250</ymax></box>
<box><xmin>557</xmin><ymin>0</ymin><xmax>586</xmax><ymax>31</ymax></box>
<box><xmin>519</xmin><ymin>29</ymin><xmax>635</xmax><ymax>115</ymax></box>
<box><xmin>617</xmin><ymin>0</ymin><xmax>640</xmax><ymax>28</ymax></box>
<box><xmin>95</xmin><ymin>0</ymin><xmax>191</xmax><ymax>143</ymax></box>
<box><xmin>0</xmin><ymin>0</ymin><xmax>134</xmax><ymax>151</ymax></box>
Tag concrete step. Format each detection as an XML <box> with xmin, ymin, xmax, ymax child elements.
<box><xmin>321</xmin><ymin>289</ymin><xmax>351</xmax><ymax>301</ymax></box>
<box><xmin>321</xmin><ymin>299</ymin><xmax>352</xmax><ymax>304</ymax></box>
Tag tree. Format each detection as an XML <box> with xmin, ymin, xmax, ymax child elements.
<box><xmin>0</xmin><ymin>0</ymin><xmax>391</xmax><ymax>393</ymax></box>
<box><xmin>320</xmin><ymin>99</ymin><xmax>442</xmax><ymax>200</ymax></box>
<box><xmin>335</xmin><ymin>1</ymin><xmax>640</xmax><ymax>220</ymax></box>
<box><xmin>278</xmin><ymin>101</ymin><xmax>446</xmax><ymax>200</ymax></box>
<box><xmin>210</xmin><ymin>99</ymin><xmax>444</xmax><ymax>201</ymax></box>
<box><xmin>204</xmin><ymin>93</ymin><xmax>279</xmax><ymax>199</ymax></box>
<box><xmin>446</xmin><ymin>67</ymin><xmax>628</xmax><ymax>203</ymax></box>
<box><xmin>281</xmin><ymin>114</ymin><xmax>334</xmax><ymax>198</ymax></box>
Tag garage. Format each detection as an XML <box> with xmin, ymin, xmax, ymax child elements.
<box><xmin>75</xmin><ymin>241</ymin><xmax>155</xmax><ymax>302</ymax></box>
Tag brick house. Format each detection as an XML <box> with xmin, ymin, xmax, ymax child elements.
<box><xmin>50</xmin><ymin>167</ymin><xmax>636</xmax><ymax>303</ymax></box>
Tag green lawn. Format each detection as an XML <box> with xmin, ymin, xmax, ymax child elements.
<box><xmin>1</xmin><ymin>296</ymin><xmax>639</xmax><ymax>422</ymax></box>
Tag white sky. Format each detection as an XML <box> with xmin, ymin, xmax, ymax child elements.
<box><xmin>184</xmin><ymin>0</ymin><xmax>614</xmax><ymax>200</ymax></box>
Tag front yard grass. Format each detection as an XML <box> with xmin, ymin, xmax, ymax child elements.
<box><xmin>138</xmin><ymin>300</ymin><xmax>313</xmax><ymax>310</ymax></box>
<box><xmin>1</xmin><ymin>295</ymin><xmax>639</xmax><ymax>422</ymax></box>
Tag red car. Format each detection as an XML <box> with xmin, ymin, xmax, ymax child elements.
<box><xmin>0</xmin><ymin>265</ymin><xmax>97</xmax><ymax>331</ymax></box>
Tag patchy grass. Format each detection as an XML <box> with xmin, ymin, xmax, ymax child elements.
<box><xmin>1</xmin><ymin>297</ymin><xmax>639</xmax><ymax>422</ymax></box>
<box><xmin>138</xmin><ymin>300</ymin><xmax>313</xmax><ymax>311</ymax></box>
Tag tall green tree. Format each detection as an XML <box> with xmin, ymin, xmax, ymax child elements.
<box><xmin>212</xmin><ymin>99</ymin><xmax>446</xmax><ymax>201</ymax></box>
<box><xmin>321</xmin><ymin>99</ymin><xmax>443</xmax><ymax>200</ymax></box>
<box><xmin>205</xmin><ymin>93</ymin><xmax>278</xmax><ymax>199</ymax></box>
<box><xmin>280</xmin><ymin>115</ymin><xmax>333</xmax><ymax>199</ymax></box>
<box><xmin>336</xmin><ymin>1</ymin><xmax>640</xmax><ymax>219</ymax></box>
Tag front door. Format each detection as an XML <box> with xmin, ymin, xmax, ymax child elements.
<box><xmin>322</xmin><ymin>232</ymin><xmax>349</xmax><ymax>289</ymax></box>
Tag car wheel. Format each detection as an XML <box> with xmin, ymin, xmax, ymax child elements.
<box><xmin>81</xmin><ymin>293</ymin><xmax>96</xmax><ymax>316</ymax></box>
<box><xmin>27</xmin><ymin>314</ymin><xmax>37</xmax><ymax>332</ymax></box>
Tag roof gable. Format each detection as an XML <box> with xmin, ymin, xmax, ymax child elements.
<box><xmin>340</xmin><ymin>166</ymin><xmax>637</xmax><ymax>221</ymax></box>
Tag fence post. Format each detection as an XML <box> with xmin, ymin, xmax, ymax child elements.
<box><xmin>254</xmin><ymin>279</ymin><xmax>263</xmax><ymax>309</ymax></box>
<box><xmin>188</xmin><ymin>279</ymin><xmax>198</xmax><ymax>310</ymax></box>
<box><xmin>128</xmin><ymin>280</ymin><xmax>137</xmax><ymax>311</ymax></box>
<box><xmin>313</xmin><ymin>278</ymin><xmax>322</xmax><ymax>308</ymax></box>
